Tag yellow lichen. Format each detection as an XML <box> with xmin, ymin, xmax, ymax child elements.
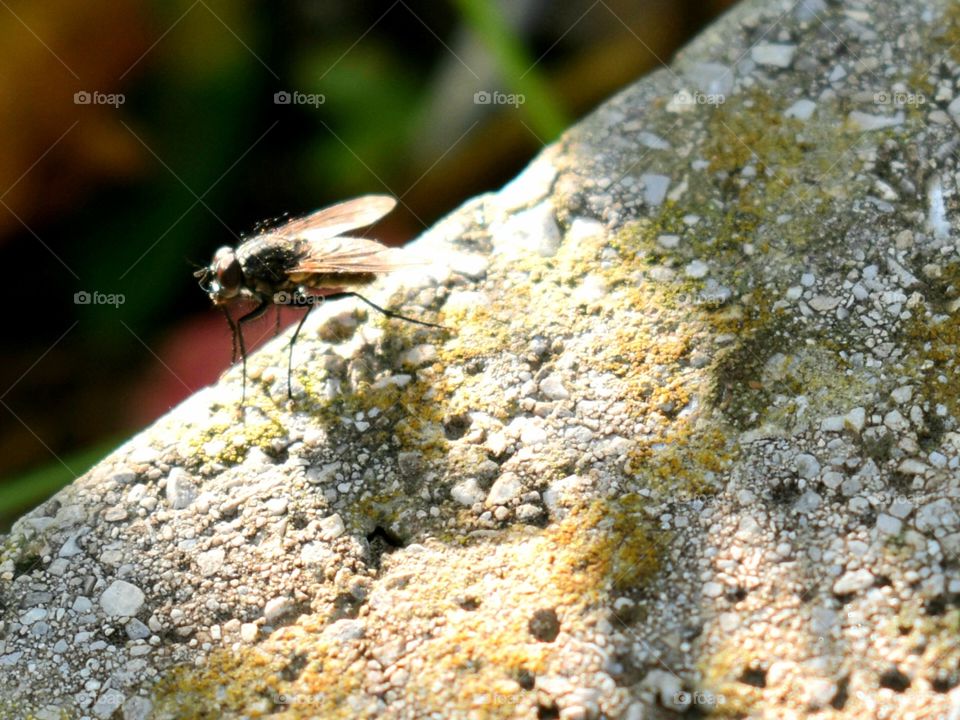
<box><xmin>902</xmin><ymin>263</ymin><xmax>960</xmax><ymax>418</ymax></box>
<box><xmin>697</xmin><ymin>641</ymin><xmax>764</xmax><ymax>718</ymax></box>
<box><xmin>149</xmin><ymin>496</ymin><xmax>662</xmax><ymax>717</ymax></box>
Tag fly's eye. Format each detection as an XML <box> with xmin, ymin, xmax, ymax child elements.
<box><xmin>213</xmin><ymin>247</ymin><xmax>242</xmax><ymax>292</ymax></box>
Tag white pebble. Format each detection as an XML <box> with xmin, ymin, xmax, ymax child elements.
<box><xmin>319</xmin><ymin>513</ymin><xmax>346</xmax><ymax>540</ymax></box>
<box><xmin>100</xmin><ymin>580</ymin><xmax>145</xmax><ymax>617</ymax></box>
<box><xmin>751</xmin><ymin>43</ymin><xmax>797</xmax><ymax>68</ymax></box>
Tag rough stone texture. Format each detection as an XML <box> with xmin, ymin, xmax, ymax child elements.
<box><xmin>4</xmin><ymin>0</ymin><xmax>960</xmax><ymax>717</ymax></box>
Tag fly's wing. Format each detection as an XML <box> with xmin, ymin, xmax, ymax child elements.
<box><xmin>288</xmin><ymin>236</ymin><xmax>424</xmax><ymax>275</ymax></box>
<box><xmin>269</xmin><ymin>195</ymin><xmax>397</xmax><ymax>243</ymax></box>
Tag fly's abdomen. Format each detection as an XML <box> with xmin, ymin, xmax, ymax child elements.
<box><xmin>294</xmin><ymin>272</ymin><xmax>377</xmax><ymax>291</ymax></box>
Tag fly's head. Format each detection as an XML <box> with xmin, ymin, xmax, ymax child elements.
<box><xmin>195</xmin><ymin>246</ymin><xmax>243</xmax><ymax>305</ymax></box>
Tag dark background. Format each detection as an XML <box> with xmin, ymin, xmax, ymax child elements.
<box><xmin>0</xmin><ymin>0</ymin><xmax>734</xmax><ymax>530</ymax></box>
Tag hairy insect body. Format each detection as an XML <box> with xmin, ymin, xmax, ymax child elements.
<box><xmin>236</xmin><ymin>236</ymin><xmax>379</xmax><ymax>298</ymax></box>
<box><xmin>235</xmin><ymin>237</ymin><xmax>302</xmax><ymax>295</ymax></box>
<box><xmin>194</xmin><ymin>194</ymin><xmax>442</xmax><ymax>402</ymax></box>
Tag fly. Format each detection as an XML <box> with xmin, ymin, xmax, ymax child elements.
<box><xmin>195</xmin><ymin>195</ymin><xmax>442</xmax><ymax>403</ymax></box>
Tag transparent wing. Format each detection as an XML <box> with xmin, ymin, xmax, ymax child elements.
<box><xmin>268</xmin><ymin>195</ymin><xmax>397</xmax><ymax>243</ymax></box>
<box><xmin>288</xmin><ymin>236</ymin><xmax>424</xmax><ymax>274</ymax></box>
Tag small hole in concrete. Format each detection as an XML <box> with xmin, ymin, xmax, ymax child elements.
<box><xmin>739</xmin><ymin>667</ymin><xmax>767</xmax><ymax>688</ymax></box>
<box><xmin>528</xmin><ymin>608</ymin><xmax>560</xmax><ymax>643</ymax></box>
<box><xmin>878</xmin><ymin>667</ymin><xmax>910</xmax><ymax>693</ymax></box>
<box><xmin>443</xmin><ymin>413</ymin><xmax>472</xmax><ymax>440</ymax></box>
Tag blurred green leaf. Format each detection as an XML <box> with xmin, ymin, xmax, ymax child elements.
<box><xmin>0</xmin><ymin>439</ymin><xmax>121</xmax><ymax>533</ymax></box>
<box><xmin>75</xmin><ymin>0</ymin><xmax>265</xmax><ymax>342</ymax></box>
<box><xmin>301</xmin><ymin>43</ymin><xmax>422</xmax><ymax>193</ymax></box>
<box><xmin>451</xmin><ymin>0</ymin><xmax>568</xmax><ymax>140</ymax></box>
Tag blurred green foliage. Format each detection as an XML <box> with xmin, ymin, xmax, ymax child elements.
<box><xmin>452</xmin><ymin>0</ymin><xmax>569</xmax><ymax>138</ymax></box>
<box><xmin>0</xmin><ymin>439</ymin><xmax>120</xmax><ymax>531</ymax></box>
<box><xmin>301</xmin><ymin>44</ymin><xmax>424</xmax><ymax>192</ymax></box>
<box><xmin>77</xmin><ymin>1</ymin><xmax>263</xmax><ymax>340</ymax></box>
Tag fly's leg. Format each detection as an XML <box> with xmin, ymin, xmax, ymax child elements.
<box><xmin>222</xmin><ymin>307</ymin><xmax>239</xmax><ymax>364</ymax></box>
<box><xmin>322</xmin><ymin>291</ymin><xmax>445</xmax><ymax>330</ymax></box>
<box><xmin>235</xmin><ymin>297</ymin><xmax>270</xmax><ymax>405</ymax></box>
<box><xmin>285</xmin><ymin>288</ymin><xmax>321</xmax><ymax>399</ymax></box>
<box><xmin>287</xmin><ymin>304</ymin><xmax>315</xmax><ymax>400</ymax></box>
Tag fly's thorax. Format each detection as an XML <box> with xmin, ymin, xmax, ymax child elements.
<box><xmin>254</xmin><ymin>277</ymin><xmax>296</xmax><ymax>297</ymax></box>
<box><xmin>236</xmin><ymin>235</ymin><xmax>303</xmax><ymax>284</ymax></box>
